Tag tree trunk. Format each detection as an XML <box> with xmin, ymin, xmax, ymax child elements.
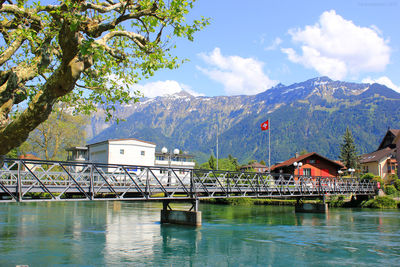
<box><xmin>0</xmin><ymin>57</ymin><xmax>84</xmax><ymax>156</ymax></box>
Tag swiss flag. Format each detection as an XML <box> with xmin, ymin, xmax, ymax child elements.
<box><xmin>261</xmin><ymin>120</ymin><xmax>269</xmax><ymax>131</ymax></box>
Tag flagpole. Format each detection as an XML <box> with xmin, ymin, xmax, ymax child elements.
<box><xmin>216</xmin><ymin>122</ymin><xmax>219</xmax><ymax>171</ymax></box>
<box><xmin>268</xmin><ymin>118</ymin><xmax>271</xmax><ymax>173</ymax></box>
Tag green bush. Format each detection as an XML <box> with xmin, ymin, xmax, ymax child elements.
<box><xmin>328</xmin><ymin>195</ymin><xmax>346</xmax><ymax>207</ymax></box>
<box><xmin>385</xmin><ymin>185</ymin><xmax>397</xmax><ymax>195</ymax></box>
<box><xmin>386</xmin><ymin>174</ymin><xmax>398</xmax><ymax>185</ymax></box>
<box><xmin>394</xmin><ymin>180</ymin><xmax>400</xmax><ymax>191</ymax></box>
<box><xmin>361</xmin><ymin>196</ymin><xmax>397</xmax><ymax>209</ymax></box>
<box><xmin>360</xmin><ymin>173</ymin><xmax>375</xmax><ymax>181</ymax></box>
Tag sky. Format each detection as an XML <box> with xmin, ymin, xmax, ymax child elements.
<box><xmin>135</xmin><ymin>0</ymin><xmax>400</xmax><ymax>98</ymax></box>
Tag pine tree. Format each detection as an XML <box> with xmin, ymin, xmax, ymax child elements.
<box><xmin>208</xmin><ymin>155</ymin><xmax>217</xmax><ymax>170</ymax></box>
<box><xmin>339</xmin><ymin>127</ymin><xmax>358</xmax><ymax>169</ymax></box>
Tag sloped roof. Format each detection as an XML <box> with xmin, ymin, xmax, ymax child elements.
<box><xmin>360</xmin><ymin>147</ymin><xmax>396</xmax><ymax>163</ymax></box>
<box><xmin>395</xmin><ymin>133</ymin><xmax>400</xmax><ymax>143</ymax></box>
<box><xmin>270</xmin><ymin>152</ymin><xmax>344</xmax><ymax>171</ymax></box>
<box><xmin>390</xmin><ymin>129</ymin><xmax>400</xmax><ymax>137</ymax></box>
<box><xmin>377</xmin><ymin>129</ymin><xmax>399</xmax><ymax>150</ymax></box>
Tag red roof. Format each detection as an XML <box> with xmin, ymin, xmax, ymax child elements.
<box><xmin>19</xmin><ymin>154</ymin><xmax>41</xmax><ymax>160</ymax></box>
<box><xmin>270</xmin><ymin>152</ymin><xmax>344</xmax><ymax>171</ymax></box>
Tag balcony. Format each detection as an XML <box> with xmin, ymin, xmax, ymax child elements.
<box><xmin>154</xmin><ymin>159</ymin><xmax>195</xmax><ymax>168</ymax></box>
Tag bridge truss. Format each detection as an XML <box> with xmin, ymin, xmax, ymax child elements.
<box><xmin>0</xmin><ymin>158</ymin><xmax>377</xmax><ymax>202</ymax></box>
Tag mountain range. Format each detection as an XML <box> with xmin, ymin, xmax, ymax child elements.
<box><xmin>88</xmin><ymin>77</ymin><xmax>400</xmax><ymax>165</ymax></box>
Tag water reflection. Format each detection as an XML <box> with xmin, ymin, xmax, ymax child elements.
<box><xmin>0</xmin><ymin>201</ymin><xmax>399</xmax><ymax>266</ymax></box>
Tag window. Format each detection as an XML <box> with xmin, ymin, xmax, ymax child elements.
<box><xmin>309</xmin><ymin>159</ymin><xmax>316</xmax><ymax>164</ymax></box>
<box><xmin>120</xmin><ymin>149</ymin><xmax>124</xmax><ymax>155</ymax></box>
<box><xmin>141</xmin><ymin>151</ymin><xmax>145</xmax><ymax>156</ymax></box>
<box><xmin>303</xmin><ymin>168</ymin><xmax>311</xmax><ymax>176</ymax></box>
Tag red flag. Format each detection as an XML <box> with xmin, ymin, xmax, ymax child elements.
<box><xmin>261</xmin><ymin>120</ymin><xmax>269</xmax><ymax>131</ymax></box>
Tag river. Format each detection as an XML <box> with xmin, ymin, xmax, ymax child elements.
<box><xmin>0</xmin><ymin>201</ymin><xmax>399</xmax><ymax>266</ymax></box>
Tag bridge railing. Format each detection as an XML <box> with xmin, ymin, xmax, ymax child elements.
<box><xmin>0</xmin><ymin>158</ymin><xmax>377</xmax><ymax>202</ymax></box>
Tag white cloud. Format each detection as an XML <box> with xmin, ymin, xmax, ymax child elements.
<box><xmin>362</xmin><ymin>76</ymin><xmax>400</xmax><ymax>93</ymax></box>
<box><xmin>265</xmin><ymin>37</ymin><xmax>283</xmax><ymax>51</ymax></box>
<box><xmin>135</xmin><ymin>80</ymin><xmax>203</xmax><ymax>98</ymax></box>
<box><xmin>282</xmin><ymin>10</ymin><xmax>391</xmax><ymax>80</ymax></box>
<box><xmin>197</xmin><ymin>47</ymin><xmax>278</xmax><ymax>95</ymax></box>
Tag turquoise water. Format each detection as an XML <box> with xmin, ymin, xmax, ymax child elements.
<box><xmin>0</xmin><ymin>201</ymin><xmax>399</xmax><ymax>267</ymax></box>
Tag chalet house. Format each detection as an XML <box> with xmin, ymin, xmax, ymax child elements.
<box><xmin>395</xmin><ymin>133</ymin><xmax>400</xmax><ymax>178</ymax></box>
<box><xmin>270</xmin><ymin>152</ymin><xmax>344</xmax><ymax>177</ymax></box>
<box><xmin>359</xmin><ymin>129</ymin><xmax>398</xmax><ymax>181</ymax></box>
<box><xmin>239</xmin><ymin>162</ymin><xmax>268</xmax><ymax>173</ymax></box>
<box><xmin>359</xmin><ymin>147</ymin><xmax>396</xmax><ymax>180</ymax></box>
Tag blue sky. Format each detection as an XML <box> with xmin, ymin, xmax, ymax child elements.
<box><xmin>135</xmin><ymin>0</ymin><xmax>400</xmax><ymax>97</ymax></box>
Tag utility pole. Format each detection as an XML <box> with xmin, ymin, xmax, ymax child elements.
<box><xmin>216</xmin><ymin>122</ymin><xmax>219</xmax><ymax>171</ymax></box>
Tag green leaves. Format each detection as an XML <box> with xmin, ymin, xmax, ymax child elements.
<box><xmin>1</xmin><ymin>0</ymin><xmax>209</xmax><ymax>155</ymax></box>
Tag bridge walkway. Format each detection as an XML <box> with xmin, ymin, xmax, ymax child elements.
<box><xmin>0</xmin><ymin>158</ymin><xmax>377</xmax><ymax>202</ymax></box>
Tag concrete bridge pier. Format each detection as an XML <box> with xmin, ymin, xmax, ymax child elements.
<box><xmin>160</xmin><ymin>199</ymin><xmax>202</xmax><ymax>226</ymax></box>
<box><xmin>294</xmin><ymin>196</ymin><xmax>328</xmax><ymax>213</ymax></box>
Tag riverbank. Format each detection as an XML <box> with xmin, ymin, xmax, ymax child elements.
<box><xmin>202</xmin><ymin>195</ymin><xmax>400</xmax><ymax>209</ymax></box>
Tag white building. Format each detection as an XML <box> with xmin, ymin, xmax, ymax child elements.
<box><xmin>88</xmin><ymin>138</ymin><xmax>156</xmax><ymax>167</ymax></box>
<box><xmin>67</xmin><ymin>138</ymin><xmax>195</xmax><ymax>184</ymax></box>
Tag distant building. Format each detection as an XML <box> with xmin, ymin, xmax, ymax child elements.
<box><xmin>87</xmin><ymin>138</ymin><xmax>157</xmax><ymax>167</ymax></box>
<box><xmin>270</xmin><ymin>152</ymin><xmax>344</xmax><ymax>177</ymax></box>
<box><xmin>18</xmin><ymin>154</ymin><xmax>41</xmax><ymax>171</ymax></box>
<box><xmin>67</xmin><ymin>138</ymin><xmax>195</xmax><ymax>182</ymax></box>
<box><xmin>239</xmin><ymin>162</ymin><xmax>268</xmax><ymax>173</ymax></box>
<box><xmin>66</xmin><ymin>147</ymin><xmax>88</xmax><ymax>162</ymax></box>
<box><xmin>359</xmin><ymin>129</ymin><xmax>399</xmax><ymax>181</ymax></box>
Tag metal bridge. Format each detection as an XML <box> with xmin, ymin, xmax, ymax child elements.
<box><xmin>0</xmin><ymin>158</ymin><xmax>377</xmax><ymax>202</ymax></box>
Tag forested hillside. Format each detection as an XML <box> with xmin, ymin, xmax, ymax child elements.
<box><xmin>89</xmin><ymin>77</ymin><xmax>400</xmax><ymax>164</ymax></box>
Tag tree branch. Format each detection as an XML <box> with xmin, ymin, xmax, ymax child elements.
<box><xmin>81</xmin><ymin>1</ymin><xmax>125</xmax><ymax>13</ymax></box>
<box><xmin>0</xmin><ymin>4</ymin><xmax>42</xmax><ymax>24</ymax></box>
<box><xmin>83</xmin><ymin>3</ymin><xmax>160</xmax><ymax>38</ymax></box>
<box><xmin>0</xmin><ymin>35</ymin><xmax>24</xmax><ymax>66</ymax></box>
<box><xmin>96</xmin><ymin>30</ymin><xmax>148</xmax><ymax>50</ymax></box>
<box><xmin>75</xmin><ymin>83</ymin><xmax>103</xmax><ymax>91</ymax></box>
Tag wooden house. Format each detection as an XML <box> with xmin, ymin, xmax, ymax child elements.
<box><xmin>359</xmin><ymin>129</ymin><xmax>399</xmax><ymax>181</ymax></box>
<box><xmin>270</xmin><ymin>152</ymin><xmax>344</xmax><ymax>177</ymax></box>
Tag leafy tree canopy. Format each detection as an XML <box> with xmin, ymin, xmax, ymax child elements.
<box><xmin>25</xmin><ymin>105</ymin><xmax>87</xmax><ymax>160</ymax></box>
<box><xmin>200</xmin><ymin>154</ymin><xmax>239</xmax><ymax>171</ymax></box>
<box><xmin>0</xmin><ymin>0</ymin><xmax>208</xmax><ymax>156</ymax></box>
<box><xmin>299</xmin><ymin>149</ymin><xmax>308</xmax><ymax>156</ymax></box>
